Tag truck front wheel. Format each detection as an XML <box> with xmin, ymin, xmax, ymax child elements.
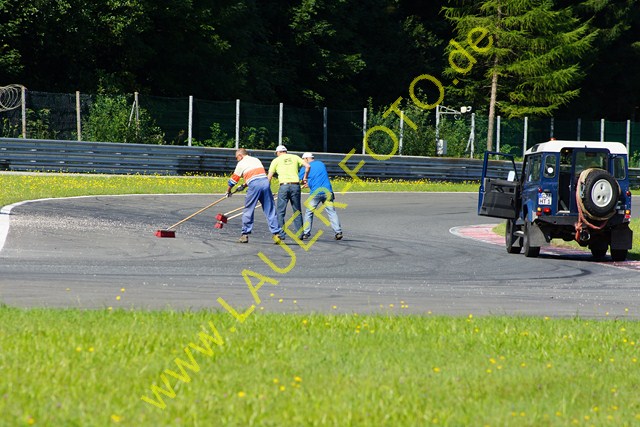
<box><xmin>506</xmin><ymin>219</ymin><xmax>522</xmax><ymax>254</ymax></box>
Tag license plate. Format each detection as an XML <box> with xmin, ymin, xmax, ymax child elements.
<box><xmin>538</xmin><ymin>193</ymin><xmax>552</xmax><ymax>206</ymax></box>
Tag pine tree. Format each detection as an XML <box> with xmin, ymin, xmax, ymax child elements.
<box><xmin>442</xmin><ymin>0</ymin><xmax>596</xmax><ymax>150</ymax></box>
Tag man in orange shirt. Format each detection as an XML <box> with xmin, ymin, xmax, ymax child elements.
<box><xmin>226</xmin><ymin>148</ymin><xmax>281</xmax><ymax>243</ymax></box>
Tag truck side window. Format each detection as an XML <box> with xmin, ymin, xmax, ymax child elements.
<box><xmin>543</xmin><ymin>155</ymin><xmax>556</xmax><ymax>178</ymax></box>
<box><xmin>526</xmin><ymin>155</ymin><xmax>541</xmax><ymax>182</ymax></box>
<box><xmin>613</xmin><ymin>157</ymin><xmax>626</xmax><ymax>179</ymax></box>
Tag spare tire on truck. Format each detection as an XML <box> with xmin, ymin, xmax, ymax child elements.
<box><xmin>578</xmin><ymin>168</ymin><xmax>619</xmax><ymax>220</ymax></box>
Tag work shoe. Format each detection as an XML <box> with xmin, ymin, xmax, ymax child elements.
<box><xmin>335</xmin><ymin>232</ymin><xmax>343</xmax><ymax>240</ymax></box>
<box><xmin>273</xmin><ymin>234</ymin><xmax>282</xmax><ymax>245</ymax></box>
<box><xmin>238</xmin><ymin>234</ymin><xmax>249</xmax><ymax>243</ymax></box>
<box><xmin>300</xmin><ymin>233</ymin><xmax>311</xmax><ymax>240</ymax></box>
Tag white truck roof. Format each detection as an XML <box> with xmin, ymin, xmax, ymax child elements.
<box><xmin>526</xmin><ymin>140</ymin><xmax>628</xmax><ymax>155</ymax></box>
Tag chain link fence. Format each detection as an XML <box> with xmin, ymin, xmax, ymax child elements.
<box><xmin>1</xmin><ymin>89</ymin><xmax>639</xmax><ymax>162</ymax></box>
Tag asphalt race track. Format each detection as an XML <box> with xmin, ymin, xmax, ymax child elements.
<box><xmin>1</xmin><ymin>192</ymin><xmax>640</xmax><ymax>318</ymax></box>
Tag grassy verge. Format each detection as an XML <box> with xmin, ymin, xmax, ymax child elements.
<box><xmin>0</xmin><ymin>173</ymin><xmax>478</xmax><ymax>207</ymax></box>
<box><xmin>492</xmin><ymin>221</ymin><xmax>640</xmax><ymax>260</ymax></box>
<box><xmin>1</xmin><ymin>308</ymin><xmax>639</xmax><ymax>426</ymax></box>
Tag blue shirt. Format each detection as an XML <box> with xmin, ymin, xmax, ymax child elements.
<box><xmin>299</xmin><ymin>160</ymin><xmax>333</xmax><ymax>194</ymax></box>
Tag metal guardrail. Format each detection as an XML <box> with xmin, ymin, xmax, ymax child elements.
<box><xmin>2</xmin><ymin>138</ymin><xmax>640</xmax><ymax>186</ymax></box>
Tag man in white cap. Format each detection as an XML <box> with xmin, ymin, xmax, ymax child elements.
<box><xmin>267</xmin><ymin>145</ymin><xmax>310</xmax><ymax>241</ymax></box>
<box><xmin>298</xmin><ymin>152</ymin><xmax>343</xmax><ymax>240</ymax></box>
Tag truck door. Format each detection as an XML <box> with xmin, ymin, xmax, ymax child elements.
<box><xmin>478</xmin><ymin>151</ymin><xmax>520</xmax><ymax>219</ymax></box>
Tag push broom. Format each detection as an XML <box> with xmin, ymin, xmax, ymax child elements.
<box><xmin>214</xmin><ymin>195</ymin><xmax>278</xmax><ymax>229</ymax></box>
<box><xmin>155</xmin><ymin>184</ymin><xmax>246</xmax><ymax>238</ymax></box>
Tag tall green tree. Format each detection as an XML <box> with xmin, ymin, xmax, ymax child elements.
<box><xmin>443</xmin><ymin>0</ymin><xmax>596</xmax><ymax>150</ymax></box>
<box><xmin>560</xmin><ymin>0</ymin><xmax>640</xmax><ymax>120</ymax></box>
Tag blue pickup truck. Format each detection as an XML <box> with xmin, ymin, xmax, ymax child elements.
<box><xmin>478</xmin><ymin>140</ymin><xmax>633</xmax><ymax>261</ymax></box>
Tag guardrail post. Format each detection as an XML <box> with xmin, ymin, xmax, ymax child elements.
<box><xmin>550</xmin><ymin>117</ymin><xmax>554</xmax><ymax>139</ymax></box>
<box><xmin>600</xmin><ymin>118</ymin><xmax>605</xmax><ymax>142</ymax></box>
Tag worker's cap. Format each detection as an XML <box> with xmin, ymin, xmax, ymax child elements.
<box><xmin>275</xmin><ymin>145</ymin><xmax>287</xmax><ymax>152</ymax></box>
<box><xmin>302</xmin><ymin>152</ymin><xmax>314</xmax><ymax>159</ymax></box>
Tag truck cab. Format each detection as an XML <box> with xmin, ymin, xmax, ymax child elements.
<box><xmin>478</xmin><ymin>140</ymin><xmax>632</xmax><ymax>261</ymax></box>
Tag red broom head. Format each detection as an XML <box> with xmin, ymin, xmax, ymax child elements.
<box><xmin>155</xmin><ymin>230</ymin><xmax>176</xmax><ymax>238</ymax></box>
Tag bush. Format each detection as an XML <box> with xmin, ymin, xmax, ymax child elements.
<box><xmin>192</xmin><ymin>122</ymin><xmax>235</xmax><ymax>148</ymax></box>
<box><xmin>83</xmin><ymin>95</ymin><xmax>164</xmax><ymax>144</ymax></box>
<box><xmin>1</xmin><ymin>109</ymin><xmax>58</xmax><ymax>139</ymax></box>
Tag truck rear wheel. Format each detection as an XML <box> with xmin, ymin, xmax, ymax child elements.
<box><xmin>523</xmin><ymin>221</ymin><xmax>540</xmax><ymax>258</ymax></box>
<box><xmin>611</xmin><ymin>249</ymin><xmax>628</xmax><ymax>262</ymax></box>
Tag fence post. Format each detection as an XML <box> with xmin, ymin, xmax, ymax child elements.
<box><xmin>134</xmin><ymin>92</ymin><xmax>139</xmax><ymax>134</ymax></box>
<box><xmin>550</xmin><ymin>117</ymin><xmax>554</xmax><ymax>139</ymax></box>
<box><xmin>76</xmin><ymin>91</ymin><xmax>82</xmax><ymax>141</ymax></box>
<box><xmin>496</xmin><ymin>115</ymin><xmax>501</xmax><ymax>152</ymax></box>
<box><xmin>600</xmin><ymin>118</ymin><xmax>605</xmax><ymax>142</ymax></box>
<box><xmin>627</xmin><ymin>119</ymin><xmax>631</xmax><ymax>155</ymax></box>
<box><xmin>399</xmin><ymin>110</ymin><xmax>404</xmax><ymax>155</ymax></box>
<box><xmin>470</xmin><ymin>112</ymin><xmax>475</xmax><ymax>158</ymax></box>
<box><xmin>577</xmin><ymin>118</ymin><xmax>581</xmax><ymax>141</ymax></box>
<box><xmin>362</xmin><ymin>107</ymin><xmax>367</xmax><ymax>155</ymax></box>
<box><xmin>323</xmin><ymin>107</ymin><xmax>328</xmax><ymax>153</ymax></box>
<box><xmin>435</xmin><ymin>105</ymin><xmax>441</xmax><ymax>153</ymax></box>
<box><xmin>278</xmin><ymin>102</ymin><xmax>283</xmax><ymax>145</ymax></box>
<box><xmin>235</xmin><ymin>99</ymin><xmax>240</xmax><ymax>149</ymax></box>
<box><xmin>523</xmin><ymin>116</ymin><xmax>528</xmax><ymax>156</ymax></box>
<box><xmin>187</xmin><ymin>95</ymin><xmax>193</xmax><ymax>147</ymax></box>
<box><xmin>21</xmin><ymin>86</ymin><xmax>26</xmax><ymax>138</ymax></box>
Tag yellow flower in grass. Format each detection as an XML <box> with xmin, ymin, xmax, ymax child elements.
<box><xmin>237</xmin><ymin>391</ymin><xmax>246</xmax><ymax>398</ymax></box>
<box><xmin>26</xmin><ymin>416</ymin><xmax>35</xmax><ymax>425</ymax></box>
<box><xmin>110</xmin><ymin>414</ymin><xmax>122</xmax><ymax>423</ymax></box>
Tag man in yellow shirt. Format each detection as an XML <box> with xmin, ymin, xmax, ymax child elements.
<box><xmin>267</xmin><ymin>145</ymin><xmax>310</xmax><ymax>240</ymax></box>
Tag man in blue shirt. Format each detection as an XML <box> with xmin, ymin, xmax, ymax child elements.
<box><xmin>298</xmin><ymin>152</ymin><xmax>343</xmax><ymax>240</ymax></box>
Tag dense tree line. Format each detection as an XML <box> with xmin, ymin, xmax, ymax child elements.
<box><xmin>0</xmin><ymin>0</ymin><xmax>638</xmax><ymax>121</ymax></box>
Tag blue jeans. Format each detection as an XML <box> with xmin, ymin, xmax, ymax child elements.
<box><xmin>304</xmin><ymin>192</ymin><xmax>342</xmax><ymax>235</ymax></box>
<box><xmin>242</xmin><ymin>178</ymin><xmax>280</xmax><ymax>235</ymax></box>
<box><xmin>276</xmin><ymin>184</ymin><xmax>303</xmax><ymax>238</ymax></box>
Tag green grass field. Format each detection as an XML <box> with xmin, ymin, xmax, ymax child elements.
<box><xmin>2</xmin><ymin>308</ymin><xmax>639</xmax><ymax>426</ymax></box>
<box><xmin>0</xmin><ymin>174</ymin><xmax>478</xmax><ymax>207</ymax></box>
<box><xmin>1</xmin><ymin>173</ymin><xmax>639</xmax><ymax>426</ymax></box>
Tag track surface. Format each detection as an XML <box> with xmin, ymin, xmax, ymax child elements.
<box><xmin>1</xmin><ymin>193</ymin><xmax>640</xmax><ymax>318</ymax></box>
